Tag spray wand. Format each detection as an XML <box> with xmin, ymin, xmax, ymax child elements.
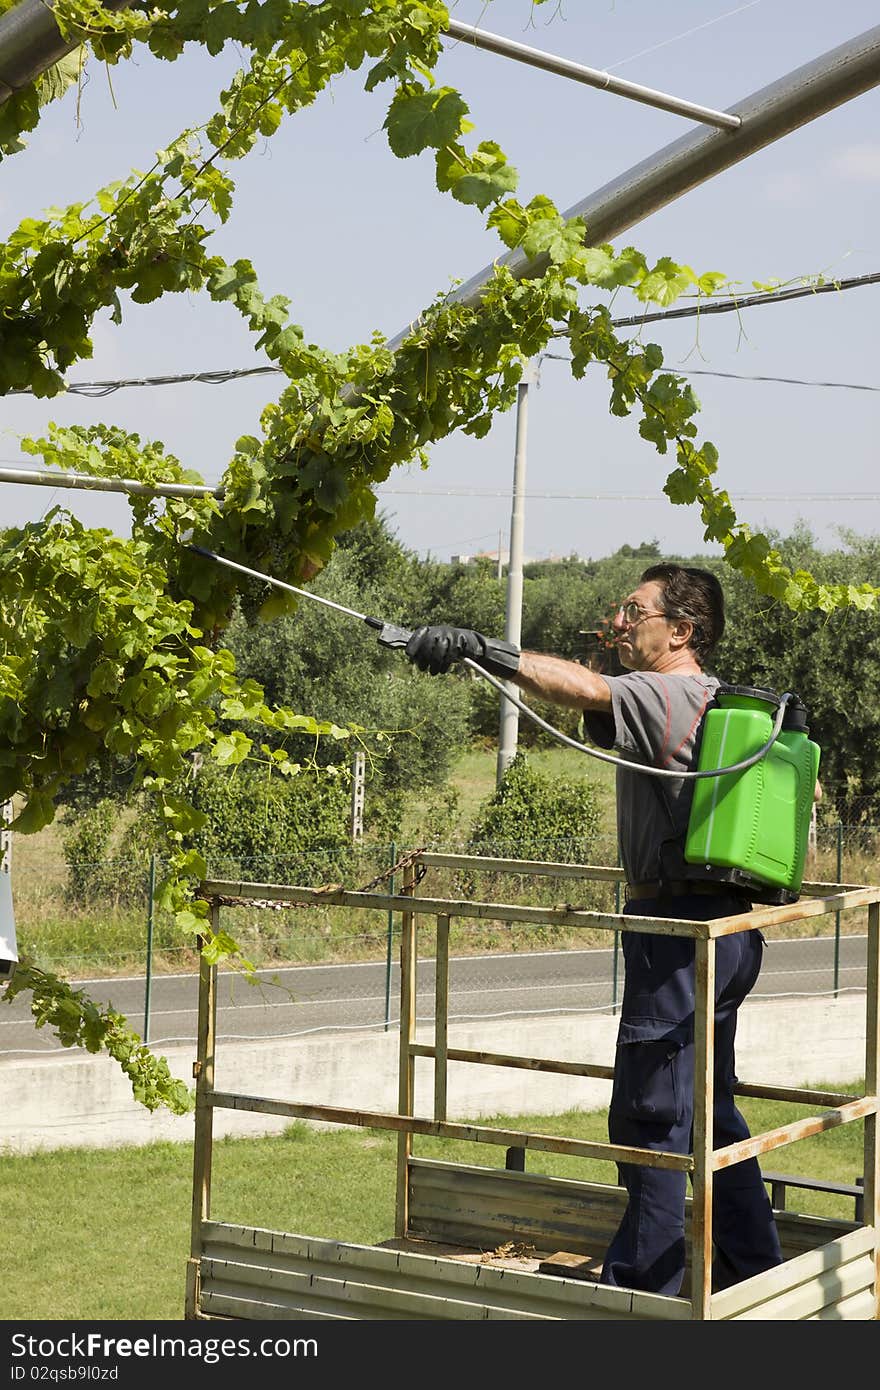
<box><xmin>186</xmin><ymin>544</ymin><xmax>792</xmax><ymax>781</ymax></box>
<box><xmin>186</xmin><ymin>543</ymin><xmax>414</xmax><ymax>651</ymax></box>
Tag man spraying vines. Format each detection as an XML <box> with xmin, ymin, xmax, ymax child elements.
<box><xmin>403</xmin><ymin>563</ymin><xmax>783</xmax><ymax>1296</ymax></box>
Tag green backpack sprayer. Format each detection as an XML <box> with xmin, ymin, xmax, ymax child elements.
<box><xmin>187</xmin><ymin>546</ymin><xmax>820</xmax><ymax>907</ymax></box>
<box><xmin>682</xmin><ymin>685</ymin><xmax>820</xmax><ymax>903</ymax></box>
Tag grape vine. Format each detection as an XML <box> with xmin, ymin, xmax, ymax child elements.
<box><xmin>1</xmin><ymin>1</ymin><xmax>876</xmax><ymax>1111</ymax></box>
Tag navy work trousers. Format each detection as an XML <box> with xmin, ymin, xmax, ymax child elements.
<box><xmin>600</xmin><ymin>892</ymin><xmax>784</xmax><ymax>1297</ymax></box>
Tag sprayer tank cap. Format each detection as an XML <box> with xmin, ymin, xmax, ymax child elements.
<box><xmin>715</xmin><ymin>683</ymin><xmax>781</xmax><ymax>709</ymax></box>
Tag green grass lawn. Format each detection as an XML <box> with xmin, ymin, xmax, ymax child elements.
<box><xmin>2</xmin><ymin>1088</ymin><xmax>866</xmax><ymax>1321</ymax></box>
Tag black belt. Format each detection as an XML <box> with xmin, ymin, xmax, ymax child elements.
<box><xmin>626</xmin><ymin>880</ymin><xmax>749</xmax><ymax>902</ymax></box>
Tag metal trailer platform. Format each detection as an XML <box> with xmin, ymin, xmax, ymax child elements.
<box><xmin>184</xmin><ymin>854</ymin><xmax>880</xmax><ymax>1321</ymax></box>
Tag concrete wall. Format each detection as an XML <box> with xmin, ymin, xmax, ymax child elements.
<box><xmin>0</xmin><ymin>993</ymin><xmax>868</xmax><ymax>1155</ymax></box>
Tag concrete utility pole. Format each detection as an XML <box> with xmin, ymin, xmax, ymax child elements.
<box><xmin>496</xmin><ymin>358</ymin><xmax>538</xmax><ymax>789</ymax></box>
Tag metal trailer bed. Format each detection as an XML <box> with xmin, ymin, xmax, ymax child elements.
<box><xmin>184</xmin><ymin>854</ymin><xmax>880</xmax><ymax>1321</ymax></box>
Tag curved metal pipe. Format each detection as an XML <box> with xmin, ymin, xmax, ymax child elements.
<box><xmin>0</xmin><ymin>0</ymin><xmax>129</xmax><ymax>99</ymax></box>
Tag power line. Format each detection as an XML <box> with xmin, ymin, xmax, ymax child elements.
<box><xmin>606</xmin><ymin>269</ymin><xmax>880</xmax><ymax>328</ymax></box>
<box><xmin>605</xmin><ymin>0</ymin><xmax>763</xmax><ymax>72</ymax></box>
<box><xmin>540</xmin><ymin>354</ymin><xmax>880</xmax><ymax>393</ymax></box>
<box><xmin>377</xmin><ymin>487</ymin><xmax>880</xmax><ymax>503</ymax></box>
<box><xmin>4</xmin><ymin>270</ymin><xmax>879</xmax><ymax>400</ymax></box>
<box><xmin>681</xmin><ymin>368</ymin><xmax>880</xmax><ymax>393</ymax></box>
<box><xmin>7</xmin><ymin>365</ymin><xmax>281</xmax><ymax>398</ymax></box>
<box><xmin>5</xmin><ymin>460</ymin><xmax>873</xmax><ymax>504</ymax></box>
<box><xmin>10</xmin><ymin>354</ymin><xmax>879</xmax><ymax>403</ymax></box>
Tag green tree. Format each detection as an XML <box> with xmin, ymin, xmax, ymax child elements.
<box><xmin>183</xmin><ymin>761</ymin><xmax>354</xmax><ymax>880</ymax></box>
<box><xmin>412</xmin><ymin>556</ymin><xmax>508</xmax><ymax>637</ymax></box>
<box><xmin>467</xmin><ymin>750</ymin><xmax>601</xmax><ymax>861</ymax></box>
<box><xmin>521</xmin><ymin>565</ymin><xmax>594</xmax><ymax>659</ymax></box>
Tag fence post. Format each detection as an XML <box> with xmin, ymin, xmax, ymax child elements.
<box><xmin>350</xmin><ymin>751</ymin><xmax>365</xmax><ymax>842</ymax></box>
<box><xmin>0</xmin><ymin>801</ymin><xmax>16</xmax><ymax>986</ymax></box>
<box><xmin>384</xmin><ymin>841</ymin><xmax>396</xmax><ymax>1031</ymax></box>
<box><xmin>144</xmin><ymin>854</ymin><xmax>156</xmax><ymax>1043</ymax></box>
<box><xmin>612</xmin><ymin>845</ymin><xmax>621</xmax><ymax>1015</ymax></box>
<box><xmin>834</xmin><ymin>820</ymin><xmax>843</xmax><ymax>998</ymax></box>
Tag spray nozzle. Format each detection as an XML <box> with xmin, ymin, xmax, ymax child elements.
<box><xmin>369</xmin><ymin>618</ymin><xmax>414</xmax><ymax>650</ymax></box>
<box><xmin>179</xmin><ymin>531</ymin><xmax>217</xmax><ymax>563</ymax></box>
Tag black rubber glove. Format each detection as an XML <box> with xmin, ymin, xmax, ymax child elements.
<box><xmin>404</xmin><ymin>625</ymin><xmax>520</xmax><ymax>679</ymax></box>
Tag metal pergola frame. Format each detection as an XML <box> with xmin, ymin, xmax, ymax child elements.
<box><xmin>0</xmin><ymin>8</ymin><xmax>876</xmax><ymax>489</ymax></box>
<box><xmin>396</xmin><ymin>19</ymin><xmax>880</xmax><ymax>345</ymax></box>
<box><xmin>0</xmin><ymin>8</ymin><xmax>878</xmax><ymax>281</ymax></box>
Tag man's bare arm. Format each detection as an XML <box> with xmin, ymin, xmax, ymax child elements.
<box><xmin>513</xmin><ymin>652</ymin><xmax>612</xmax><ymax>713</ymax></box>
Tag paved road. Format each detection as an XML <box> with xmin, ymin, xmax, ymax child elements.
<box><xmin>0</xmin><ymin>934</ymin><xmax>868</xmax><ymax>1057</ymax></box>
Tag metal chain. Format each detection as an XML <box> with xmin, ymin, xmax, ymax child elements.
<box><xmin>203</xmin><ymin>846</ymin><xmax>429</xmax><ymax>911</ymax></box>
<box><xmin>356</xmin><ymin>845</ymin><xmax>429</xmax><ymax>894</ymax></box>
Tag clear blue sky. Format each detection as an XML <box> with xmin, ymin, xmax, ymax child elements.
<box><xmin>1</xmin><ymin>0</ymin><xmax>879</xmax><ymax>564</ymax></box>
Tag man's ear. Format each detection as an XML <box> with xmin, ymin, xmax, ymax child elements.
<box><xmin>669</xmin><ymin>618</ymin><xmax>694</xmax><ymax>651</ymax></box>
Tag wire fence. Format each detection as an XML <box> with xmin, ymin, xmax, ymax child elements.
<box><xmin>1</xmin><ymin>822</ymin><xmax>874</xmax><ymax>1055</ymax></box>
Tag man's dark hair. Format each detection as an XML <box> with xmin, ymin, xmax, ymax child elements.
<box><xmin>640</xmin><ymin>563</ymin><xmax>725</xmax><ymax>665</ymax></box>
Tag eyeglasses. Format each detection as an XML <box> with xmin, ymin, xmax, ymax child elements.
<box><xmin>615</xmin><ymin>600</ymin><xmax>669</xmax><ymax>626</ymax></box>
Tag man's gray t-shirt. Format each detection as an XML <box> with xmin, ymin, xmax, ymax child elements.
<box><xmin>583</xmin><ymin>671</ymin><xmax>719</xmax><ymax>886</ymax></box>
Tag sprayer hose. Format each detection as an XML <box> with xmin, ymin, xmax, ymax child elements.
<box><xmin>465</xmin><ymin>658</ymin><xmax>793</xmax><ymax>781</ymax></box>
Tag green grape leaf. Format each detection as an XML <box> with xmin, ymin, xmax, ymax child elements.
<box><xmin>384</xmin><ymin>86</ymin><xmax>468</xmax><ymax>158</ymax></box>
<box><xmin>11</xmin><ymin>792</ymin><xmax>56</xmax><ymax>834</ymax></box>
